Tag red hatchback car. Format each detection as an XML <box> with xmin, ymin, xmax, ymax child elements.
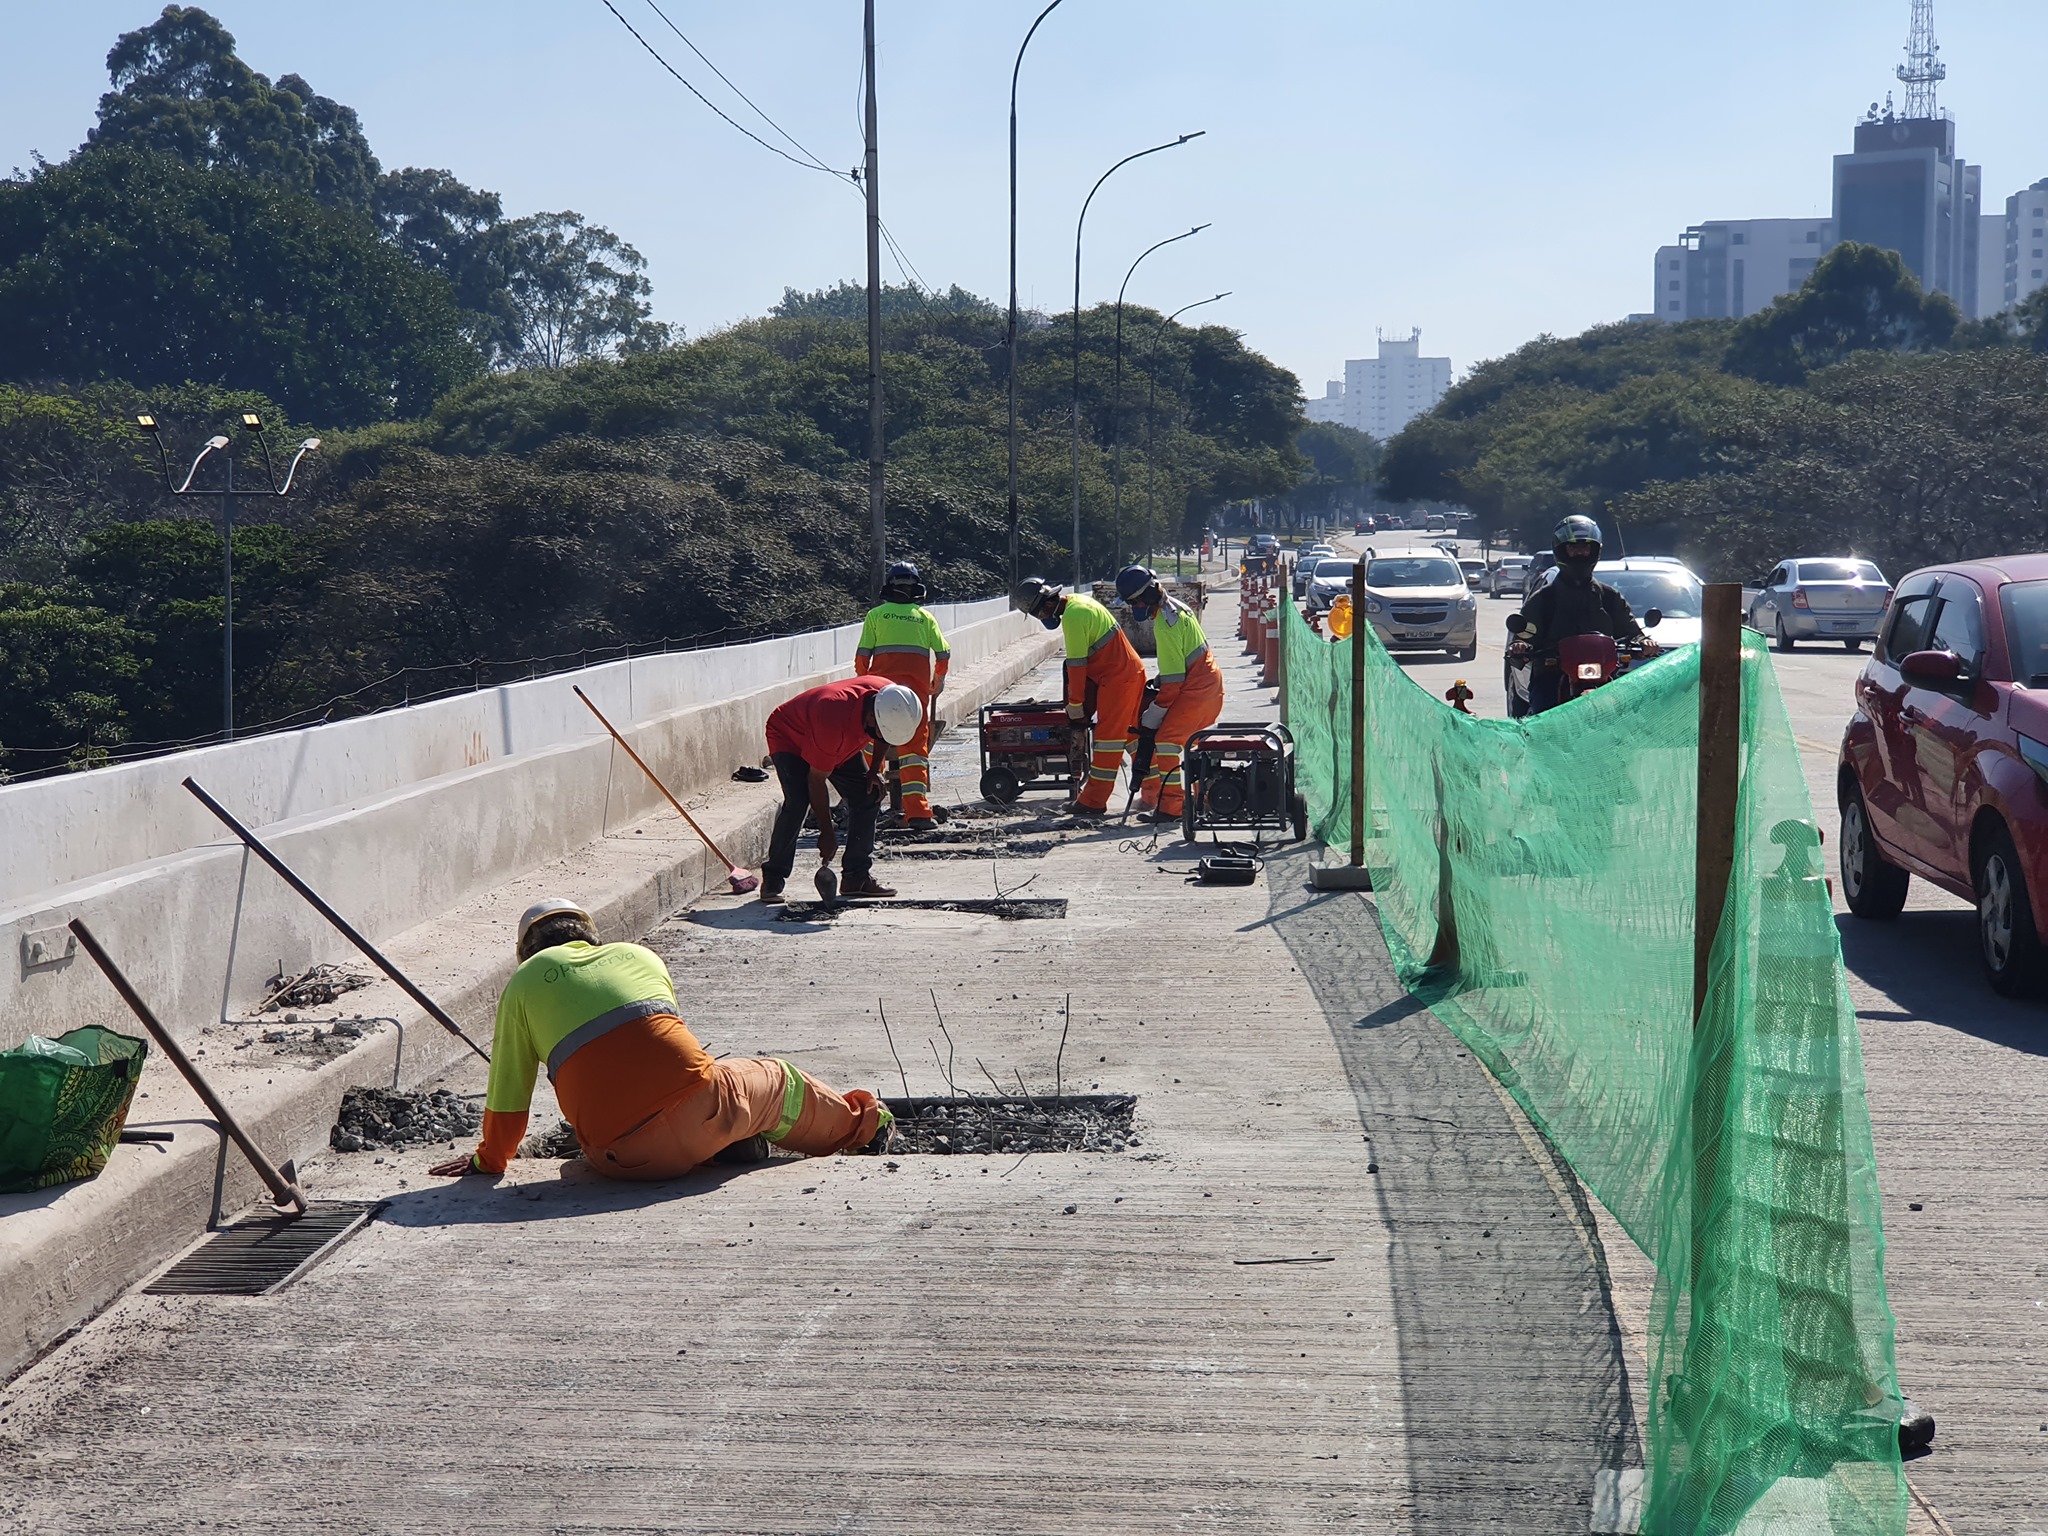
<box><xmin>1839</xmin><ymin>554</ymin><xmax>2048</xmax><ymax>994</ymax></box>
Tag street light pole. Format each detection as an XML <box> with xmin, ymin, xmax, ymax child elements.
<box><xmin>1111</xmin><ymin>223</ymin><xmax>1207</xmax><ymax>568</ymax></box>
<box><xmin>1141</xmin><ymin>292</ymin><xmax>1229</xmax><ymax>566</ymax></box>
<box><xmin>863</xmin><ymin>0</ymin><xmax>886</xmax><ymax>598</ymax></box>
<box><xmin>1070</xmin><ymin>131</ymin><xmax>1204</xmax><ymax>589</ymax></box>
<box><xmin>137</xmin><ymin>413</ymin><xmax>321</xmax><ymax>744</ymax></box>
<box><xmin>1007</xmin><ymin>0</ymin><xmax>1064</xmax><ymax>592</ymax></box>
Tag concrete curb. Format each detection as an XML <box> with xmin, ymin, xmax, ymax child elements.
<box><xmin>0</xmin><ymin>627</ymin><xmax>1059</xmax><ymax>1385</ymax></box>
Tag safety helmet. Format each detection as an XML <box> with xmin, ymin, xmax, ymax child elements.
<box><xmin>871</xmin><ymin>682</ymin><xmax>923</xmax><ymax>746</ymax></box>
<box><xmin>1114</xmin><ymin>565</ymin><xmax>1159</xmax><ymax>604</ymax></box>
<box><xmin>517</xmin><ymin>898</ymin><xmax>592</xmax><ymax>955</ymax></box>
<box><xmin>1552</xmin><ymin>515</ymin><xmax>1603</xmax><ymax>557</ymax></box>
<box><xmin>882</xmin><ymin>560</ymin><xmax>926</xmax><ymax>601</ymax></box>
<box><xmin>1011</xmin><ymin>576</ymin><xmax>1060</xmax><ymax>616</ymax></box>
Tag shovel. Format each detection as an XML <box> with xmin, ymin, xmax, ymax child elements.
<box><xmin>814</xmin><ymin>860</ymin><xmax>840</xmax><ymax>902</ymax></box>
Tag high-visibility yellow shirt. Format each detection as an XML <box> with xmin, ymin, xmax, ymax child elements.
<box><xmin>471</xmin><ymin>940</ymin><xmax>713</xmax><ymax>1172</ymax></box>
<box><xmin>854</xmin><ymin>602</ymin><xmax>950</xmax><ymax>693</ymax></box>
<box><xmin>1060</xmin><ymin>593</ymin><xmax>1138</xmax><ymax>707</ymax></box>
<box><xmin>1152</xmin><ymin>596</ymin><xmax>1212</xmax><ymax>684</ymax></box>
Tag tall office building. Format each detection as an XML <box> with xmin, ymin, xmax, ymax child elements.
<box><xmin>1652</xmin><ymin>219</ymin><xmax>1836</xmax><ymax>321</ymax></box>
<box><xmin>2000</xmin><ymin>179</ymin><xmax>2048</xmax><ymax>312</ymax></box>
<box><xmin>1302</xmin><ymin>330</ymin><xmax>1452</xmax><ymax>440</ymax></box>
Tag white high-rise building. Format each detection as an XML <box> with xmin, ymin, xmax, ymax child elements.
<box><xmin>1652</xmin><ymin>219</ymin><xmax>1835</xmax><ymax>321</ymax></box>
<box><xmin>2001</xmin><ymin>178</ymin><xmax>2048</xmax><ymax>313</ymax></box>
<box><xmin>1301</xmin><ymin>330</ymin><xmax>1452</xmax><ymax>441</ymax></box>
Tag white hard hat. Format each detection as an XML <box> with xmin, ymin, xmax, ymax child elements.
<box><xmin>517</xmin><ymin>898</ymin><xmax>591</xmax><ymax>953</ymax></box>
<box><xmin>872</xmin><ymin>683</ymin><xmax>923</xmax><ymax>746</ymax></box>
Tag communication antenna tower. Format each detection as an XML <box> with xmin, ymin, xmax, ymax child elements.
<box><xmin>1895</xmin><ymin>0</ymin><xmax>1945</xmax><ymax>120</ymax></box>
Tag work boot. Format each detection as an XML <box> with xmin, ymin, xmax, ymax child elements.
<box><xmin>712</xmin><ymin>1134</ymin><xmax>771</xmax><ymax>1166</ymax></box>
<box><xmin>758</xmin><ymin>878</ymin><xmax>785</xmax><ymax>905</ymax></box>
<box><xmin>842</xmin><ymin>875</ymin><xmax>897</xmax><ymax>898</ymax></box>
<box><xmin>1065</xmin><ymin>803</ymin><xmax>1107</xmax><ymax>822</ymax></box>
<box><xmin>902</xmin><ymin>817</ymin><xmax>937</xmax><ymax>834</ymax></box>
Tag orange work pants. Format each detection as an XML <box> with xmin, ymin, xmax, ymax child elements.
<box><xmin>1075</xmin><ymin>649</ymin><xmax>1147</xmax><ymax>811</ymax></box>
<box><xmin>864</xmin><ymin>657</ymin><xmax>938</xmax><ymax>819</ymax></box>
<box><xmin>1140</xmin><ymin>658</ymin><xmax>1225</xmax><ymax>817</ymax></box>
<box><xmin>585</xmin><ymin>1057</ymin><xmax>885</xmax><ymax>1181</ymax></box>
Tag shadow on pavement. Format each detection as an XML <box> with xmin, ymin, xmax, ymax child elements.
<box><xmin>1261</xmin><ymin>842</ymin><xmax>1640</xmax><ymax>1531</ymax></box>
<box><xmin>372</xmin><ymin>1158</ymin><xmax>754</xmax><ymax>1227</ymax></box>
<box><xmin>1837</xmin><ymin>909</ymin><xmax>2048</xmax><ymax>1058</ymax></box>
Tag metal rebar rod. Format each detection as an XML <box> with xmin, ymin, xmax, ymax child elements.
<box><xmin>181</xmin><ymin>776</ymin><xmax>489</xmax><ymax>1062</ymax></box>
<box><xmin>69</xmin><ymin>919</ymin><xmax>306</xmax><ymax>1214</ymax></box>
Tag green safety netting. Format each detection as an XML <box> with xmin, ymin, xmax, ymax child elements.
<box><xmin>1282</xmin><ymin>599</ymin><xmax>1905</xmax><ymax>1534</ymax></box>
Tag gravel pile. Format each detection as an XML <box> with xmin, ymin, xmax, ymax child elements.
<box><xmin>886</xmin><ymin>1094</ymin><xmax>1137</xmax><ymax>1155</ymax></box>
<box><xmin>331</xmin><ymin>1087</ymin><xmax>481</xmax><ymax>1152</ymax></box>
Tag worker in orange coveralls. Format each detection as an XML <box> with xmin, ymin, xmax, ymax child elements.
<box><xmin>1115</xmin><ymin>566</ymin><xmax>1223</xmax><ymax>822</ymax></box>
<box><xmin>1010</xmin><ymin>575</ymin><xmax>1145</xmax><ymax>820</ymax></box>
<box><xmin>854</xmin><ymin>561</ymin><xmax>950</xmax><ymax>830</ymax></box>
<box><xmin>428</xmin><ymin>900</ymin><xmax>893</xmax><ymax>1181</ymax></box>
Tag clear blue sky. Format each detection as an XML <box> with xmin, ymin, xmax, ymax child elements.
<box><xmin>4</xmin><ymin>1</ymin><xmax>2046</xmax><ymax>394</ymax></box>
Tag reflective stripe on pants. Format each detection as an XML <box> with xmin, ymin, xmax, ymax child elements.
<box><xmin>1140</xmin><ymin>661</ymin><xmax>1224</xmax><ymax>816</ymax></box>
<box><xmin>587</xmin><ymin>1056</ymin><xmax>885</xmax><ymax>1180</ymax></box>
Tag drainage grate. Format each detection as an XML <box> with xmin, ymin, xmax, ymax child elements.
<box><xmin>778</xmin><ymin>897</ymin><xmax>1067</xmax><ymax>922</ymax></box>
<box><xmin>144</xmin><ymin>1201</ymin><xmax>380</xmax><ymax>1296</ymax></box>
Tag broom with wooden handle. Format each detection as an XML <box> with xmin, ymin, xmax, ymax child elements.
<box><xmin>574</xmin><ymin>686</ymin><xmax>759</xmax><ymax>895</ymax></box>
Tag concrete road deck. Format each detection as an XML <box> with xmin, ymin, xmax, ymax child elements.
<box><xmin>1</xmin><ymin>594</ymin><xmax>1645</xmax><ymax>1535</ymax></box>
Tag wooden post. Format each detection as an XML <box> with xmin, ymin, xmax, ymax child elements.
<box><xmin>1277</xmin><ymin>577</ymin><xmax>1291</xmax><ymax>725</ymax></box>
<box><xmin>1694</xmin><ymin>583</ymin><xmax>1743</xmax><ymax>1019</ymax></box>
<box><xmin>1350</xmin><ymin>558</ymin><xmax>1367</xmax><ymax>868</ymax></box>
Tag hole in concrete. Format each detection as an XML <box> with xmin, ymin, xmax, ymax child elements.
<box><xmin>883</xmin><ymin>1093</ymin><xmax>1136</xmax><ymax>1154</ymax></box>
<box><xmin>776</xmin><ymin>897</ymin><xmax>1067</xmax><ymax>922</ymax></box>
<box><xmin>331</xmin><ymin>1086</ymin><xmax>481</xmax><ymax>1153</ymax></box>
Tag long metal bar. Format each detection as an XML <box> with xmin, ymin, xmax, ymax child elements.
<box><xmin>572</xmin><ymin>685</ymin><xmax>746</xmax><ymax>871</ymax></box>
<box><xmin>69</xmin><ymin>919</ymin><xmax>307</xmax><ymax>1214</ymax></box>
<box><xmin>181</xmin><ymin>776</ymin><xmax>490</xmax><ymax>1062</ymax></box>
<box><xmin>1350</xmin><ymin>559</ymin><xmax>1367</xmax><ymax>868</ymax></box>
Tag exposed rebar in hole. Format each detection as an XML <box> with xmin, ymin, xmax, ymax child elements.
<box><xmin>883</xmin><ymin>1093</ymin><xmax>1136</xmax><ymax>1154</ymax></box>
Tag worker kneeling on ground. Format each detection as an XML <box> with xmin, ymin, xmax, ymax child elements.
<box><xmin>855</xmin><ymin>561</ymin><xmax>950</xmax><ymax>829</ymax></box>
<box><xmin>1116</xmin><ymin>565</ymin><xmax>1223</xmax><ymax>822</ymax></box>
<box><xmin>761</xmin><ymin>675</ymin><xmax>923</xmax><ymax>902</ymax></box>
<box><xmin>1012</xmin><ymin>575</ymin><xmax>1145</xmax><ymax>820</ymax></box>
<box><xmin>431</xmin><ymin>901</ymin><xmax>893</xmax><ymax>1181</ymax></box>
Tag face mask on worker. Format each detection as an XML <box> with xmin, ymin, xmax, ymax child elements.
<box><xmin>1128</xmin><ymin>589</ymin><xmax>1161</xmax><ymax>621</ymax></box>
<box><xmin>1558</xmin><ymin>543</ymin><xmax>1600</xmax><ymax>581</ymax></box>
<box><xmin>1036</xmin><ymin>601</ymin><xmax>1061</xmax><ymax>630</ymax></box>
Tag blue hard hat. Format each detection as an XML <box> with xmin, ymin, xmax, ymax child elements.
<box><xmin>882</xmin><ymin>560</ymin><xmax>926</xmax><ymax>599</ymax></box>
<box><xmin>1115</xmin><ymin>565</ymin><xmax>1158</xmax><ymax>603</ymax></box>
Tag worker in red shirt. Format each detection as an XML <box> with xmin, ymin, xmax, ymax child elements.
<box><xmin>760</xmin><ymin>676</ymin><xmax>923</xmax><ymax>902</ymax></box>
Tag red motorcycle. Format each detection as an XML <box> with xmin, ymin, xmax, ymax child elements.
<box><xmin>1504</xmin><ymin>608</ymin><xmax>1662</xmax><ymax>717</ymax></box>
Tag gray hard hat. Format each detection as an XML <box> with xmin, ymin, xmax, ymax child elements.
<box><xmin>1011</xmin><ymin>576</ymin><xmax>1060</xmax><ymax>614</ymax></box>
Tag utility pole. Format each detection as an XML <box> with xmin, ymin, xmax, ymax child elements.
<box><xmin>863</xmin><ymin>0</ymin><xmax>885</xmax><ymax>597</ymax></box>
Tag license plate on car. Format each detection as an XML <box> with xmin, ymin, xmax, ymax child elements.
<box><xmin>1830</xmin><ymin>620</ymin><xmax>1860</xmax><ymax>630</ymax></box>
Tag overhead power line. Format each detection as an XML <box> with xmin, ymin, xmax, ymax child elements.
<box><xmin>638</xmin><ymin>0</ymin><xmax>842</xmax><ymax>175</ymax></box>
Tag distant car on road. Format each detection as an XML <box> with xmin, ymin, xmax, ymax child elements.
<box><xmin>1294</xmin><ymin>552</ymin><xmax>1338</xmax><ymax>599</ymax></box>
<box><xmin>1838</xmin><ymin>554</ymin><xmax>2048</xmax><ymax>995</ymax></box>
<box><xmin>1304</xmin><ymin>558</ymin><xmax>1356</xmax><ymax>614</ymax></box>
<box><xmin>1750</xmin><ymin>558</ymin><xmax>1892</xmax><ymax>652</ymax></box>
<box><xmin>1359</xmin><ymin>547</ymin><xmax>1479</xmax><ymax>660</ymax></box>
<box><xmin>1459</xmin><ymin>558</ymin><xmax>1488</xmax><ymax>589</ymax></box>
<box><xmin>1489</xmin><ymin>555</ymin><xmax>1531</xmax><ymax>597</ymax></box>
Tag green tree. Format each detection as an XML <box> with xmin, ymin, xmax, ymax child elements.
<box><xmin>0</xmin><ymin>148</ymin><xmax>481</xmax><ymax>423</ymax></box>
<box><xmin>0</xmin><ymin>583</ymin><xmax>145</xmax><ymax>773</ymax></box>
<box><xmin>499</xmin><ymin>212</ymin><xmax>672</xmax><ymax>369</ymax></box>
<box><xmin>88</xmin><ymin>5</ymin><xmax>380</xmax><ymax>209</ymax></box>
<box><xmin>1724</xmin><ymin>242</ymin><xmax>1959</xmax><ymax>384</ymax></box>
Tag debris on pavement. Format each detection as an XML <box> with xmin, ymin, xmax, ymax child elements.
<box><xmin>884</xmin><ymin>1093</ymin><xmax>1136</xmax><ymax>1154</ymax></box>
<box><xmin>260</xmin><ymin>963</ymin><xmax>370</xmax><ymax>1012</ymax></box>
<box><xmin>331</xmin><ymin>1086</ymin><xmax>480</xmax><ymax>1152</ymax></box>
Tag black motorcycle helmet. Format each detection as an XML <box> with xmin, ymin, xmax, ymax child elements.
<box><xmin>1551</xmin><ymin>515</ymin><xmax>1603</xmax><ymax>581</ymax></box>
<box><xmin>881</xmin><ymin>560</ymin><xmax>926</xmax><ymax>602</ymax></box>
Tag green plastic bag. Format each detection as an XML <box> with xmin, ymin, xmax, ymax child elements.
<box><xmin>0</xmin><ymin>1026</ymin><xmax>150</xmax><ymax>1193</ymax></box>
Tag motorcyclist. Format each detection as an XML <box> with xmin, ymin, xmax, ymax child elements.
<box><xmin>1510</xmin><ymin>515</ymin><xmax>1658</xmax><ymax>714</ymax></box>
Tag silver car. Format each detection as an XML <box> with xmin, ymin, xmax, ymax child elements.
<box><xmin>1361</xmin><ymin>548</ymin><xmax>1479</xmax><ymax>659</ymax></box>
<box><xmin>1748</xmin><ymin>557</ymin><xmax>1892</xmax><ymax>652</ymax></box>
<box><xmin>1293</xmin><ymin>552</ymin><xmax>1337</xmax><ymax>599</ymax></box>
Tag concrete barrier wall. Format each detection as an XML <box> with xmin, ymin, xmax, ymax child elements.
<box><xmin>0</xmin><ymin>599</ymin><xmax>1034</xmax><ymax>1050</ymax></box>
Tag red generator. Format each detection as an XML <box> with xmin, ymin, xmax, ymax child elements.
<box><xmin>978</xmin><ymin>698</ymin><xmax>1083</xmax><ymax>804</ymax></box>
<box><xmin>1181</xmin><ymin>721</ymin><xmax>1308</xmax><ymax>843</ymax></box>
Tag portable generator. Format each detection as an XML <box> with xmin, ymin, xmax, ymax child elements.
<box><xmin>978</xmin><ymin>698</ymin><xmax>1085</xmax><ymax>805</ymax></box>
<box><xmin>1181</xmin><ymin>720</ymin><xmax>1308</xmax><ymax>843</ymax></box>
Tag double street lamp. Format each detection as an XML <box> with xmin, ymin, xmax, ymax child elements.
<box><xmin>1070</xmin><ymin>130</ymin><xmax>1204</xmax><ymax>587</ymax></box>
<box><xmin>136</xmin><ymin>413</ymin><xmax>320</xmax><ymax>742</ymax></box>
